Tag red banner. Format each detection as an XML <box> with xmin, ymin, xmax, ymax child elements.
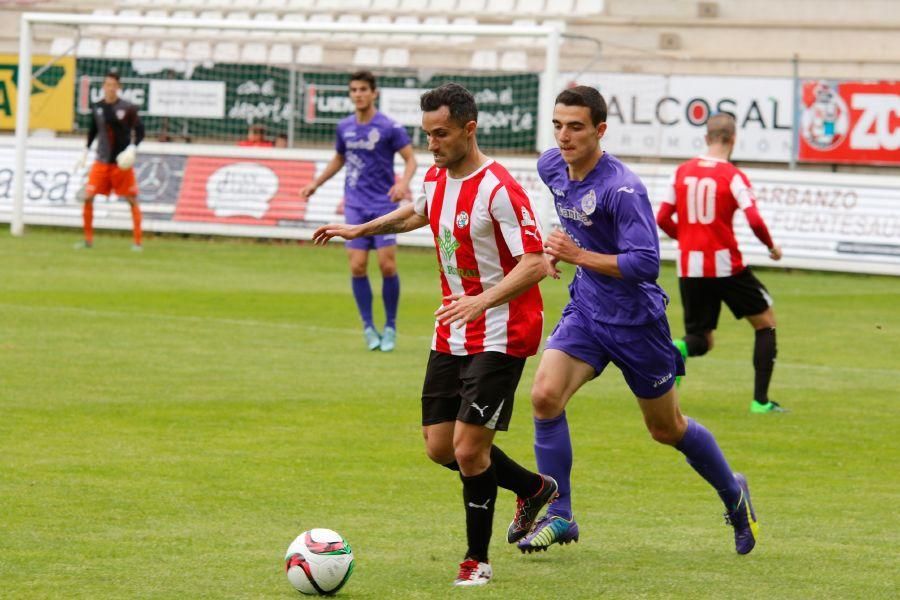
<box><xmin>174</xmin><ymin>156</ymin><xmax>314</xmax><ymax>225</ymax></box>
<box><xmin>799</xmin><ymin>80</ymin><xmax>900</xmax><ymax>165</ymax></box>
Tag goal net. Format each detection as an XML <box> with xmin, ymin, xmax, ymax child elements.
<box><xmin>9</xmin><ymin>11</ymin><xmax>563</xmax><ymax>235</ymax></box>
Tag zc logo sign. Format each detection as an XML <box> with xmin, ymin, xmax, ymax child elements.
<box><xmin>799</xmin><ymin>80</ymin><xmax>900</xmax><ymax>165</ymax></box>
<box><xmin>0</xmin><ymin>54</ymin><xmax>75</xmax><ymax>131</ymax></box>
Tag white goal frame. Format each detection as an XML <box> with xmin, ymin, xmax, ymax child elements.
<box><xmin>11</xmin><ymin>11</ymin><xmax>563</xmax><ymax>235</ymax></box>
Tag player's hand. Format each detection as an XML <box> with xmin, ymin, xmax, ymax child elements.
<box><xmin>768</xmin><ymin>245</ymin><xmax>782</xmax><ymax>261</ymax></box>
<box><xmin>388</xmin><ymin>182</ymin><xmax>410</xmax><ymax>203</ymax></box>
<box><xmin>545</xmin><ymin>254</ymin><xmax>562</xmax><ymax>279</ymax></box>
<box><xmin>544</xmin><ymin>229</ymin><xmax>583</xmax><ymax>265</ymax></box>
<box><xmin>300</xmin><ymin>183</ymin><xmax>318</xmax><ymax>199</ymax></box>
<box><xmin>435</xmin><ymin>293</ymin><xmax>487</xmax><ymax>328</ymax></box>
<box><xmin>311</xmin><ymin>223</ymin><xmax>360</xmax><ymax>244</ymax></box>
<box><xmin>116</xmin><ymin>145</ymin><xmax>137</xmax><ymax>170</ymax></box>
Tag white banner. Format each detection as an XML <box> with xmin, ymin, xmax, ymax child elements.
<box><xmin>148</xmin><ymin>80</ymin><xmax>226</xmax><ymax>118</ymax></box>
<box><xmin>379</xmin><ymin>88</ymin><xmax>428</xmax><ymax>127</ymax></box>
<box><xmin>2</xmin><ymin>138</ymin><xmax>897</xmax><ymax>276</ymax></box>
<box><xmin>569</xmin><ymin>73</ymin><xmax>795</xmax><ymax>162</ymax></box>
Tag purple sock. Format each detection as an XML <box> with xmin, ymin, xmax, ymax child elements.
<box><xmin>676</xmin><ymin>419</ymin><xmax>741</xmax><ymax>509</ymax></box>
<box><xmin>534</xmin><ymin>412</ymin><xmax>573</xmax><ymax>520</ymax></box>
<box><xmin>351</xmin><ymin>275</ymin><xmax>374</xmax><ymax>329</ymax></box>
<box><xmin>382</xmin><ymin>274</ymin><xmax>400</xmax><ymax>329</ymax></box>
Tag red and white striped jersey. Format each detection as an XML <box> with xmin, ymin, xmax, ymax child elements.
<box><xmin>663</xmin><ymin>156</ymin><xmax>761</xmax><ymax>278</ymax></box>
<box><xmin>414</xmin><ymin>159</ymin><xmax>544</xmax><ymax>357</ymax></box>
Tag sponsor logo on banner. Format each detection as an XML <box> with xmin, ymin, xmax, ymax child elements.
<box><xmin>799</xmin><ymin>80</ymin><xmax>900</xmax><ymax>165</ymax></box>
<box><xmin>134</xmin><ymin>154</ymin><xmax>186</xmax><ymax>205</ymax></box>
<box><xmin>173</xmin><ymin>156</ymin><xmax>314</xmax><ymax>225</ymax></box>
<box><xmin>0</xmin><ymin>54</ymin><xmax>75</xmax><ymax>131</ymax></box>
<box><xmin>570</xmin><ymin>73</ymin><xmax>793</xmax><ymax>161</ymax></box>
<box><xmin>304</xmin><ymin>83</ymin><xmax>354</xmax><ymax>124</ymax></box>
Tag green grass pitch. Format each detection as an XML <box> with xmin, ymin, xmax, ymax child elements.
<box><xmin>1</xmin><ymin>228</ymin><xmax>898</xmax><ymax>599</ymax></box>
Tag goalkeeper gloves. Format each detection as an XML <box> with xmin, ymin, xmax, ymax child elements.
<box><xmin>116</xmin><ymin>144</ymin><xmax>137</xmax><ymax>170</ymax></box>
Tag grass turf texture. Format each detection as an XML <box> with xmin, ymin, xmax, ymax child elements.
<box><xmin>1</xmin><ymin>228</ymin><xmax>898</xmax><ymax>599</ymax></box>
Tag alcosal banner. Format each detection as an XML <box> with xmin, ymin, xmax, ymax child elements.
<box><xmin>0</xmin><ymin>54</ymin><xmax>75</xmax><ymax>132</ymax></box>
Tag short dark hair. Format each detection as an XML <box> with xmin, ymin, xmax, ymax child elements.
<box><xmin>555</xmin><ymin>86</ymin><xmax>607</xmax><ymax>126</ymax></box>
<box><xmin>349</xmin><ymin>70</ymin><xmax>377</xmax><ymax>91</ymax></box>
<box><xmin>420</xmin><ymin>83</ymin><xmax>478</xmax><ymax>127</ymax></box>
<box><xmin>706</xmin><ymin>113</ymin><xmax>736</xmax><ymax>144</ymax></box>
<box><xmin>104</xmin><ymin>70</ymin><xmax>120</xmax><ymax>82</ymax></box>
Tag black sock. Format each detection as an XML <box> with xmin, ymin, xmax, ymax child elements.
<box><xmin>753</xmin><ymin>327</ymin><xmax>777</xmax><ymax>403</ymax></box>
<box><xmin>460</xmin><ymin>464</ymin><xmax>497</xmax><ymax>563</ymax></box>
<box><xmin>491</xmin><ymin>446</ymin><xmax>542</xmax><ymax>498</ymax></box>
<box><xmin>443</xmin><ymin>460</ymin><xmax>460</xmax><ymax>471</ymax></box>
<box><xmin>684</xmin><ymin>333</ymin><xmax>709</xmax><ymax>356</ymax></box>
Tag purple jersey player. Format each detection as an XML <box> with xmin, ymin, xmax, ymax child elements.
<box><xmin>300</xmin><ymin>70</ymin><xmax>417</xmax><ymax>352</ymax></box>
<box><xmin>514</xmin><ymin>86</ymin><xmax>760</xmax><ymax>557</ymax></box>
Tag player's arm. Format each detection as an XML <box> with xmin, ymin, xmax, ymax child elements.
<box><xmin>87</xmin><ymin>113</ymin><xmax>98</xmax><ymax>148</ymax></box>
<box><xmin>656</xmin><ymin>175</ymin><xmax>679</xmax><ymax>239</ymax></box>
<box><xmin>435</xmin><ymin>252</ymin><xmax>546</xmax><ymax>327</ymax></box>
<box><xmin>733</xmin><ymin>173</ymin><xmax>781</xmax><ymax>260</ymax></box>
<box><xmin>311</xmin><ymin>202</ymin><xmax>427</xmax><ymax>244</ymax></box>
<box><xmin>546</xmin><ymin>193</ymin><xmax>660</xmax><ymax>282</ymax></box>
<box><xmin>301</xmin><ymin>154</ymin><xmax>346</xmax><ymax>199</ymax></box>
<box><xmin>388</xmin><ymin>144</ymin><xmax>417</xmax><ymax>202</ymax></box>
<box><xmin>132</xmin><ymin>108</ymin><xmax>145</xmax><ymax>146</ymax></box>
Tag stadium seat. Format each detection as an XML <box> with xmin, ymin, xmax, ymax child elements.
<box><xmin>335</xmin><ymin>14</ymin><xmax>363</xmax><ymax>41</ymax></box>
<box><xmin>279</xmin><ymin>13</ymin><xmax>307</xmax><ymax>38</ymax></box>
<box><xmin>382</xmin><ymin>47</ymin><xmax>410</xmax><ymax>67</ymax></box>
<box><xmin>131</xmin><ymin>41</ymin><xmax>157</xmax><ymax>59</ymax></box>
<box><xmin>370</xmin><ymin>0</ymin><xmax>401</xmax><ymax>11</ymax></box>
<box><xmin>544</xmin><ymin>0</ymin><xmax>575</xmax><ymax>16</ymax></box>
<box><xmin>185</xmin><ymin>41</ymin><xmax>213</xmax><ymax>60</ymax></box>
<box><xmin>451</xmin><ymin>17</ymin><xmax>477</xmax><ymax>43</ymax></box>
<box><xmin>483</xmin><ymin>0</ymin><xmax>514</xmax><ymax>15</ymax></box>
<box><xmin>141</xmin><ymin>10</ymin><xmax>168</xmax><ymax>37</ymax></box>
<box><xmin>241</xmin><ymin>42</ymin><xmax>268</xmax><ymax>63</ymax></box>
<box><xmin>429</xmin><ymin>0</ymin><xmax>457</xmax><ymax>12</ymax></box>
<box><xmin>307</xmin><ymin>13</ymin><xmax>335</xmax><ymax>40</ymax></box>
<box><xmin>470</xmin><ymin>49</ymin><xmax>498</xmax><ymax>70</ymax></box>
<box><xmin>392</xmin><ymin>15</ymin><xmax>419</xmax><ymax>43</ymax></box>
<box><xmin>398</xmin><ymin>0</ymin><xmax>426</xmax><ymax>12</ymax></box>
<box><xmin>233</xmin><ymin>0</ymin><xmax>262</xmax><ymax>7</ymax></box>
<box><xmin>77</xmin><ymin>38</ymin><xmax>103</xmax><ymax>58</ymax></box>
<box><xmin>574</xmin><ymin>0</ymin><xmax>603</xmax><ymax>14</ymax></box>
<box><xmin>419</xmin><ymin>15</ymin><xmax>448</xmax><ymax>44</ymax></box>
<box><xmin>296</xmin><ymin>44</ymin><xmax>324</xmax><ymax>64</ymax></box>
<box><xmin>199</xmin><ymin>11</ymin><xmax>225</xmax><ymax>36</ymax></box>
<box><xmin>115</xmin><ymin>9</ymin><xmax>142</xmax><ymax>36</ymax></box>
<box><xmin>456</xmin><ymin>0</ymin><xmax>487</xmax><ymax>12</ymax></box>
<box><xmin>500</xmin><ymin>50</ymin><xmax>528</xmax><ymax>71</ymax></box>
<box><xmin>252</xmin><ymin>12</ymin><xmax>279</xmax><ymax>37</ymax></box>
<box><xmin>511</xmin><ymin>18</ymin><xmax>538</xmax><ymax>46</ymax></box>
<box><xmin>169</xmin><ymin>11</ymin><xmax>197</xmax><ymax>36</ymax></box>
<box><xmin>259</xmin><ymin>0</ymin><xmax>288</xmax><ymax>8</ymax></box>
<box><xmin>103</xmin><ymin>39</ymin><xmax>131</xmax><ymax>59</ymax></box>
<box><xmin>363</xmin><ymin>15</ymin><xmax>392</xmax><ymax>42</ymax></box>
<box><xmin>157</xmin><ymin>41</ymin><xmax>185</xmax><ymax>59</ymax></box>
<box><xmin>268</xmin><ymin>43</ymin><xmax>293</xmax><ymax>63</ymax></box>
<box><xmin>515</xmin><ymin>0</ymin><xmax>545</xmax><ymax>15</ymax></box>
<box><xmin>226</xmin><ymin>11</ymin><xmax>252</xmax><ymax>26</ymax></box>
<box><xmin>353</xmin><ymin>46</ymin><xmax>381</xmax><ymax>66</ymax></box>
<box><xmin>213</xmin><ymin>41</ymin><xmax>241</xmax><ymax>62</ymax></box>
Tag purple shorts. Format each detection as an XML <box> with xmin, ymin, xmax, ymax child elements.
<box><xmin>545</xmin><ymin>303</ymin><xmax>686</xmax><ymax>399</ymax></box>
<box><xmin>344</xmin><ymin>203</ymin><xmax>398</xmax><ymax>251</ymax></box>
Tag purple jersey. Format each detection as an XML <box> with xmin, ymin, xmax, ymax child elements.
<box><xmin>335</xmin><ymin>111</ymin><xmax>411</xmax><ymax>210</ymax></box>
<box><xmin>538</xmin><ymin>148</ymin><xmax>669</xmax><ymax>326</ymax></box>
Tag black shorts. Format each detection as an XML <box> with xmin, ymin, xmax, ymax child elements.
<box><xmin>421</xmin><ymin>350</ymin><xmax>526</xmax><ymax>431</ymax></box>
<box><xmin>679</xmin><ymin>267</ymin><xmax>773</xmax><ymax>335</ymax></box>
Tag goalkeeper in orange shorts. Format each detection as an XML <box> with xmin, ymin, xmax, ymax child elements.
<box><xmin>76</xmin><ymin>70</ymin><xmax>145</xmax><ymax>250</ymax></box>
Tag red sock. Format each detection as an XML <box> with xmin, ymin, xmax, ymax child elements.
<box><xmin>130</xmin><ymin>202</ymin><xmax>142</xmax><ymax>246</ymax></box>
<box><xmin>83</xmin><ymin>202</ymin><xmax>94</xmax><ymax>244</ymax></box>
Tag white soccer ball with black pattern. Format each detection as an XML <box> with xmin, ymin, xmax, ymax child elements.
<box><xmin>284</xmin><ymin>529</ymin><xmax>354</xmax><ymax>595</ymax></box>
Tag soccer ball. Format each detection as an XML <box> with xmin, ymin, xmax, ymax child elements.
<box><xmin>284</xmin><ymin>529</ymin><xmax>355</xmax><ymax>595</ymax></box>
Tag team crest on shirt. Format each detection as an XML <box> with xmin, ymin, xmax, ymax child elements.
<box><xmin>437</xmin><ymin>226</ymin><xmax>460</xmax><ymax>262</ymax></box>
<box><xmin>116</xmin><ymin>109</ymin><xmax>126</xmax><ymax>120</ymax></box>
<box><xmin>455</xmin><ymin>210</ymin><xmax>469</xmax><ymax>229</ymax></box>
<box><xmin>580</xmin><ymin>189</ymin><xmax>597</xmax><ymax>215</ymax></box>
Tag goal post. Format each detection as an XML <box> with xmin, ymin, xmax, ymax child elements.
<box><xmin>10</xmin><ymin>11</ymin><xmax>564</xmax><ymax>235</ymax></box>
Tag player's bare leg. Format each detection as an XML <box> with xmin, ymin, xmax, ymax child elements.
<box><xmin>376</xmin><ymin>245</ymin><xmax>399</xmax><ymax>352</ymax></box>
<box><xmin>638</xmin><ymin>387</ymin><xmax>758</xmax><ymax>554</ymax></box>
<box><xmin>517</xmin><ymin>350</ymin><xmax>593</xmax><ymax>552</ymax></box>
<box><xmin>76</xmin><ymin>195</ymin><xmax>95</xmax><ymax>249</ymax></box>
<box><xmin>347</xmin><ymin>248</ymin><xmax>380</xmax><ymax>350</ymax></box>
<box><xmin>124</xmin><ymin>195</ymin><xmax>142</xmax><ymax>251</ymax></box>
<box><xmin>746</xmin><ymin>308</ymin><xmax>785</xmax><ymax>413</ymax></box>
